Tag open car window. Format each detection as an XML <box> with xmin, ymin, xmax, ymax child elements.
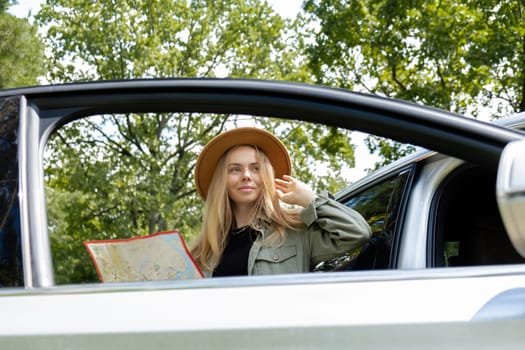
<box><xmin>44</xmin><ymin>112</ymin><xmax>381</xmax><ymax>284</ymax></box>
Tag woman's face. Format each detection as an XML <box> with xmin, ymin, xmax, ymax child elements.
<box><xmin>226</xmin><ymin>146</ymin><xmax>262</xmax><ymax>206</ymax></box>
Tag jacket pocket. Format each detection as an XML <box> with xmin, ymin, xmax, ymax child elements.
<box><xmin>254</xmin><ymin>245</ymin><xmax>298</xmax><ymax>275</ymax></box>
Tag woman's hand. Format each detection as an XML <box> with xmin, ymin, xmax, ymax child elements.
<box><xmin>275</xmin><ymin>175</ymin><xmax>317</xmax><ymax>208</ymax></box>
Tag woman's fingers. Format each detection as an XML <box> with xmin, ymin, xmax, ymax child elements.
<box><xmin>275</xmin><ymin>176</ymin><xmax>295</xmax><ymax>191</ymax></box>
<box><xmin>275</xmin><ymin>176</ymin><xmax>316</xmax><ymax>208</ymax></box>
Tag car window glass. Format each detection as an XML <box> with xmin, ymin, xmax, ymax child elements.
<box><xmin>317</xmin><ymin>171</ymin><xmax>412</xmax><ymax>271</ymax></box>
<box><xmin>0</xmin><ymin>97</ymin><xmax>24</xmax><ymax>288</ymax></box>
<box><xmin>44</xmin><ymin>112</ymin><xmax>405</xmax><ymax>285</ymax></box>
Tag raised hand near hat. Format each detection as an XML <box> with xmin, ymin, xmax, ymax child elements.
<box><xmin>275</xmin><ymin>175</ymin><xmax>318</xmax><ymax>208</ymax></box>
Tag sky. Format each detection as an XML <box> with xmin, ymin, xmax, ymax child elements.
<box><xmin>9</xmin><ymin>0</ymin><xmax>303</xmax><ymax>19</ymax></box>
<box><xmin>8</xmin><ymin>0</ymin><xmax>43</xmax><ymax>18</ymax></box>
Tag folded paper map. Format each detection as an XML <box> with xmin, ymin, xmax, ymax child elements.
<box><xmin>84</xmin><ymin>230</ymin><xmax>203</xmax><ymax>282</ymax></box>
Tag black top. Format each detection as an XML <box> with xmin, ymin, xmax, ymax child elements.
<box><xmin>213</xmin><ymin>226</ymin><xmax>258</xmax><ymax>277</ymax></box>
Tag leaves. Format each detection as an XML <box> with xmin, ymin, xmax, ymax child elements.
<box><xmin>304</xmin><ymin>0</ymin><xmax>525</xmax><ymax>167</ymax></box>
<box><xmin>304</xmin><ymin>0</ymin><xmax>525</xmax><ymax>118</ymax></box>
<box><xmin>0</xmin><ymin>13</ymin><xmax>46</xmax><ymax>89</ymax></box>
<box><xmin>36</xmin><ymin>0</ymin><xmax>307</xmax><ymax>81</ymax></box>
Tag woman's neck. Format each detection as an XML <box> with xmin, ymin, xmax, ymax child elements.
<box><xmin>232</xmin><ymin>203</ymin><xmax>255</xmax><ymax>229</ymax></box>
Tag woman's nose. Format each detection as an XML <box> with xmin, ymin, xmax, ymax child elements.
<box><xmin>242</xmin><ymin>168</ymin><xmax>252</xmax><ymax>180</ymax></box>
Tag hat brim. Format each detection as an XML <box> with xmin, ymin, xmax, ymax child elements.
<box><xmin>195</xmin><ymin>127</ymin><xmax>291</xmax><ymax>200</ymax></box>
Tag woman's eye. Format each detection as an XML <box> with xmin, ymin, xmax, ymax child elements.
<box><xmin>229</xmin><ymin>167</ymin><xmax>241</xmax><ymax>173</ymax></box>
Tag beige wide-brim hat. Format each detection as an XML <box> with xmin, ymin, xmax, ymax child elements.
<box><xmin>195</xmin><ymin>127</ymin><xmax>292</xmax><ymax>200</ymax></box>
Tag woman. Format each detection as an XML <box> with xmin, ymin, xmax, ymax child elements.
<box><xmin>191</xmin><ymin>127</ymin><xmax>371</xmax><ymax>277</ymax></box>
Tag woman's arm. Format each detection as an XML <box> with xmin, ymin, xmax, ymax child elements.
<box><xmin>303</xmin><ymin>192</ymin><xmax>371</xmax><ymax>265</ymax></box>
<box><xmin>275</xmin><ymin>175</ymin><xmax>371</xmax><ymax>265</ymax></box>
<box><xmin>302</xmin><ymin>191</ymin><xmax>371</xmax><ymax>262</ymax></box>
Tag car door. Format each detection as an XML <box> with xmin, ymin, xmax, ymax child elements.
<box><xmin>1</xmin><ymin>79</ymin><xmax>525</xmax><ymax>349</ymax></box>
<box><xmin>321</xmin><ymin>163</ymin><xmax>417</xmax><ymax>271</ymax></box>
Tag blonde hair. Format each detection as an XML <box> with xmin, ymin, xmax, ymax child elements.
<box><xmin>191</xmin><ymin>145</ymin><xmax>304</xmax><ymax>273</ymax></box>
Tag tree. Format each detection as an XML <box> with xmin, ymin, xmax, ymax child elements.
<box><xmin>0</xmin><ymin>3</ymin><xmax>46</xmax><ymax>89</ymax></box>
<box><xmin>0</xmin><ymin>0</ymin><xmax>15</xmax><ymax>13</ymax></box>
<box><xmin>37</xmin><ymin>0</ymin><xmax>356</xmax><ymax>284</ymax></box>
<box><xmin>37</xmin><ymin>0</ymin><xmax>311</xmax><ymax>82</ymax></box>
<box><xmin>303</xmin><ymin>0</ymin><xmax>525</xmax><ymax>167</ymax></box>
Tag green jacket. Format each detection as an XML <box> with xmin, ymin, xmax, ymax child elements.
<box><xmin>245</xmin><ymin>192</ymin><xmax>371</xmax><ymax>276</ymax></box>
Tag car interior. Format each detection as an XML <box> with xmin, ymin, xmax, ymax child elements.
<box><xmin>432</xmin><ymin>164</ymin><xmax>525</xmax><ymax>267</ymax></box>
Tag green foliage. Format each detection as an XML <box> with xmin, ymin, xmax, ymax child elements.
<box><xmin>364</xmin><ymin>135</ymin><xmax>416</xmax><ymax>171</ymax></box>
<box><xmin>0</xmin><ymin>12</ymin><xmax>46</xmax><ymax>89</ymax></box>
<box><xmin>303</xmin><ymin>0</ymin><xmax>525</xmax><ymax>164</ymax></box>
<box><xmin>304</xmin><ymin>0</ymin><xmax>525</xmax><ymax>117</ymax></box>
<box><xmin>0</xmin><ymin>1</ymin><xmax>16</xmax><ymax>13</ymax></box>
<box><xmin>36</xmin><ymin>0</ymin><xmax>308</xmax><ymax>82</ymax></box>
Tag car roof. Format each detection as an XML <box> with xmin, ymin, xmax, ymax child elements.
<box><xmin>337</xmin><ymin>110</ymin><xmax>525</xmax><ymax>198</ymax></box>
<box><xmin>495</xmin><ymin>111</ymin><xmax>525</xmax><ymax>131</ymax></box>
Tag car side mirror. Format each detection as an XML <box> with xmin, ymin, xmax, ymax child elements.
<box><xmin>496</xmin><ymin>139</ymin><xmax>525</xmax><ymax>258</ymax></box>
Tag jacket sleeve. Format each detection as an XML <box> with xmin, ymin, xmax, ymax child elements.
<box><xmin>300</xmin><ymin>192</ymin><xmax>371</xmax><ymax>266</ymax></box>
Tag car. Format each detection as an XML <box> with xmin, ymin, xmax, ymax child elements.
<box><xmin>320</xmin><ymin>112</ymin><xmax>525</xmax><ymax>272</ymax></box>
<box><xmin>1</xmin><ymin>79</ymin><xmax>525</xmax><ymax>349</ymax></box>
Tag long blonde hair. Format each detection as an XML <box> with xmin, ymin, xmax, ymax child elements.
<box><xmin>191</xmin><ymin>145</ymin><xmax>304</xmax><ymax>273</ymax></box>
